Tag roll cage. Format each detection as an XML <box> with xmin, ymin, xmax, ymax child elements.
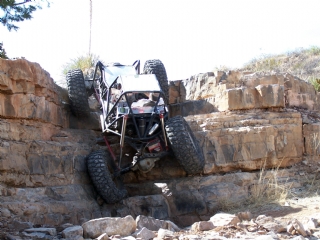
<box><xmin>91</xmin><ymin>61</ymin><xmax>169</xmax><ymax>160</ymax></box>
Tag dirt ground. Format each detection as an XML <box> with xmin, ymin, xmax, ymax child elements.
<box><xmin>252</xmin><ymin>195</ymin><xmax>320</xmax><ymax>223</ymax></box>
<box><xmin>170</xmin><ymin>162</ymin><xmax>320</xmax><ymax>240</ymax></box>
<box><xmin>251</xmin><ymin>195</ymin><xmax>320</xmax><ymax>226</ymax></box>
<box><xmin>170</xmin><ymin>195</ymin><xmax>320</xmax><ymax>240</ymax></box>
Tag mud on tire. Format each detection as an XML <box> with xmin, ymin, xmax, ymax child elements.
<box><xmin>143</xmin><ymin>59</ymin><xmax>169</xmax><ymax>105</ymax></box>
<box><xmin>66</xmin><ymin>69</ymin><xmax>90</xmax><ymax>117</ymax></box>
<box><xmin>165</xmin><ymin>116</ymin><xmax>205</xmax><ymax>174</ymax></box>
<box><xmin>86</xmin><ymin>150</ymin><xmax>127</xmax><ymax>204</ymax></box>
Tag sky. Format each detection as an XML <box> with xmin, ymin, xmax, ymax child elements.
<box><xmin>1</xmin><ymin>0</ymin><xmax>320</xmax><ymax>85</ymax></box>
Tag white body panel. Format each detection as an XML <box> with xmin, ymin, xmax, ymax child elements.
<box><xmin>119</xmin><ymin>74</ymin><xmax>161</xmax><ymax>92</ymax></box>
<box><xmin>104</xmin><ymin>65</ymin><xmax>137</xmax><ymax>86</ymax></box>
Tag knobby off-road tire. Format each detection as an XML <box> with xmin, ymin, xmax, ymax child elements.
<box><xmin>87</xmin><ymin>150</ymin><xmax>127</xmax><ymax>204</ymax></box>
<box><xmin>66</xmin><ymin>69</ymin><xmax>90</xmax><ymax>117</ymax></box>
<box><xmin>143</xmin><ymin>59</ymin><xmax>169</xmax><ymax>105</ymax></box>
<box><xmin>165</xmin><ymin>115</ymin><xmax>205</xmax><ymax>175</ymax></box>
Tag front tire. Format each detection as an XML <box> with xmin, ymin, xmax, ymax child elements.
<box><xmin>165</xmin><ymin>116</ymin><xmax>205</xmax><ymax>174</ymax></box>
<box><xmin>87</xmin><ymin>150</ymin><xmax>127</xmax><ymax>204</ymax></box>
<box><xmin>143</xmin><ymin>59</ymin><xmax>169</xmax><ymax>105</ymax></box>
<box><xmin>66</xmin><ymin>69</ymin><xmax>90</xmax><ymax>117</ymax></box>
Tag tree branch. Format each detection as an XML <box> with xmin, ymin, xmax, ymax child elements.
<box><xmin>13</xmin><ymin>0</ymin><xmax>31</xmax><ymax>6</ymax></box>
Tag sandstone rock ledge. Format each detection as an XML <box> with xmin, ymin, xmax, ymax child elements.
<box><xmin>1</xmin><ymin>59</ymin><xmax>320</xmax><ymax>237</ymax></box>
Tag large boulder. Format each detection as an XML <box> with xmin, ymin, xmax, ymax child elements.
<box><xmin>187</xmin><ymin>110</ymin><xmax>303</xmax><ymax>173</ymax></box>
<box><xmin>82</xmin><ymin>215</ymin><xmax>136</xmax><ymax>238</ymax></box>
<box><xmin>0</xmin><ymin>58</ymin><xmax>67</xmax><ymax>127</ymax></box>
<box><xmin>170</xmin><ymin>71</ymin><xmax>320</xmax><ymax>113</ymax></box>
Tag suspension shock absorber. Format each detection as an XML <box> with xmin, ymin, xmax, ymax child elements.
<box><xmin>138</xmin><ymin>118</ymin><xmax>146</xmax><ymax>137</ymax></box>
<box><xmin>160</xmin><ymin>113</ymin><xmax>168</xmax><ymax>150</ymax></box>
<box><xmin>119</xmin><ymin>114</ymin><xmax>128</xmax><ymax>168</ymax></box>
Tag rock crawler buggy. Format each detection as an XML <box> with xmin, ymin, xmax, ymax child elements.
<box><xmin>66</xmin><ymin>59</ymin><xmax>205</xmax><ymax>204</ymax></box>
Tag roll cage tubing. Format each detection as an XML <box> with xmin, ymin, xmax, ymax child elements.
<box><xmin>92</xmin><ymin>61</ymin><xmax>168</xmax><ymax>143</ymax></box>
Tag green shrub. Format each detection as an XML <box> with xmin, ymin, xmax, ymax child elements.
<box><xmin>306</xmin><ymin>46</ymin><xmax>320</xmax><ymax>56</ymax></box>
<box><xmin>309</xmin><ymin>76</ymin><xmax>320</xmax><ymax>91</ymax></box>
<box><xmin>62</xmin><ymin>53</ymin><xmax>100</xmax><ymax>75</ymax></box>
<box><xmin>0</xmin><ymin>42</ymin><xmax>8</xmax><ymax>59</ymax></box>
<box><xmin>57</xmin><ymin>53</ymin><xmax>101</xmax><ymax>88</ymax></box>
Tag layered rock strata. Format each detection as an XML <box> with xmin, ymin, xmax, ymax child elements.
<box><xmin>1</xmin><ymin>59</ymin><xmax>320</xmax><ymax>233</ymax></box>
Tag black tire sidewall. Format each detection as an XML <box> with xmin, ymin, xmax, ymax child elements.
<box><xmin>165</xmin><ymin>116</ymin><xmax>205</xmax><ymax>174</ymax></box>
<box><xmin>66</xmin><ymin>69</ymin><xmax>90</xmax><ymax>117</ymax></box>
<box><xmin>86</xmin><ymin>150</ymin><xmax>127</xmax><ymax>204</ymax></box>
<box><xmin>143</xmin><ymin>59</ymin><xmax>169</xmax><ymax>105</ymax></box>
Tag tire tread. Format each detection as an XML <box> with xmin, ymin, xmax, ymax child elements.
<box><xmin>87</xmin><ymin>150</ymin><xmax>127</xmax><ymax>204</ymax></box>
<box><xmin>143</xmin><ymin>59</ymin><xmax>169</xmax><ymax>105</ymax></box>
<box><xmin>165</xmin><ymin>116</ymin><xmax>205</xmax><ymax>174</ymax></box>
<box><xmin>66</xmin><ymin>69</ymin><xmax>90</xmax><ymax>117</ymax></box>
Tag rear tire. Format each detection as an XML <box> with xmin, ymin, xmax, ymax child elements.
<box><xmin>143</xmin><ymin>59</ymin><xmax>169</xmax><ymax>105</ymax></box>
<box><xmin>66</xmin><ymin>69</ymin><xmax>90</xmax><ymax>117</ymax></box>
<box><xmin>165</xmin><ymin>116</ymin><xmax>205</xmax><ymax>174</ymax></box>
<box><xmin>87</xmin><ymin>150</ymin><xmax>127</xmax><ymax>204</ymax></box>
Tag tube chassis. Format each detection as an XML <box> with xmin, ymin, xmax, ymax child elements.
<box><xmin>91</xmin><ymin>61</ymin><xmax>170</xmax><ymax>174</ymax></box>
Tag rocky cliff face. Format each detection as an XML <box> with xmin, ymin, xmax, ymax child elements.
<box><xmin>0</xmin><ymin>59</ymin><xmax>319</xmax><ymax>233</ymax></box>
<box><xmin>0</xmin><ymin>59</ymin><xmax>104</xmax><ymax>232</ymax></box>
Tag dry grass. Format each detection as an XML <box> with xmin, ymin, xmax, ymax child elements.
<box><xmin>216</xmin><ymin>47</ymin><xmax>320</xmax><ymax>212</ymax></box>
<box><xmin>248</xmin><ymin>159</ymin><xmax>290</xmax><ymax>207</ymax></box>
<box><xmin>213</xmin><ymin>65</ymin><xmax>231</xmax><ymax>72</ymax></box>
<box><xmin>217</xmin><ymin>158</ymin><xmax>292</xmax><ymax>213</ymax></box>
<box><xmin>217</xmin><ymin>197</ymin><xmax>242</xmax><ymax>212</ymax></box>
<box><xmin>310</xmin><ymin>133</ymin><xmax>320</xmax><ymax>157</ymax></box>
<box><xmin>243</xmin><ymin>54</ymin><xmax>286</xmax><ymax>72</ymax></box>
<box><xmin>303</xmin><ymin>176</ymin><xmax>320</xmax><ymax>196</ymax></box>
<box><xmin>298</xmin><ymin>132</ymin><xmax>320</xmax><ymax>196</ymax></box>
<box><xmin>241</xmin><ymin>46</ymin><xmax>320</xmax><ymax>89</ymax></box>
<box><xmin>305</xmin><ymin>46</ymin><xmax>320</xmax><ymax>56</ymax></box>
